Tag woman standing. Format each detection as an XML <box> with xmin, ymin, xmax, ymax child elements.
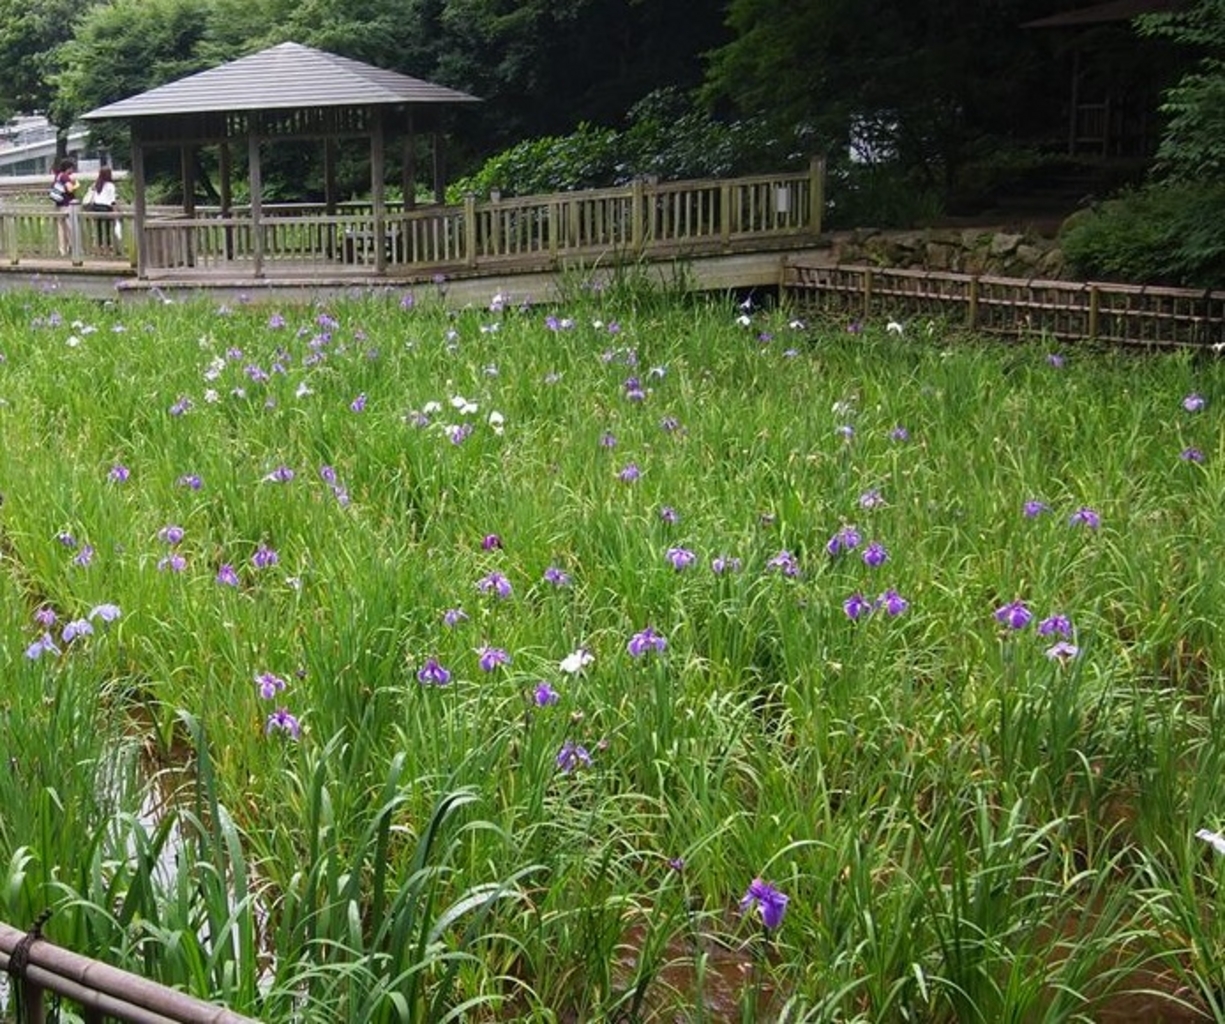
<box><xmin>83</xmin><ymin>166</ymin><xmax>118</xmax><ymax>251</ymax></box>
<box><xmin>50</xmin><ymin>158</ymin><xmax>78</xmax><ymax>256</ymax></box>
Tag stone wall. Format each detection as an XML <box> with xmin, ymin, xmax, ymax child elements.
<box><xmin>826</xmin><ymin>227</ymin><xmax>1067</xmax><ymax>280</ymax></box>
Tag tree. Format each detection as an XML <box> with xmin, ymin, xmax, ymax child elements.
<box><xmin>702</xmin><ymin>0</ymin><xmax>1073</xmax><ymax>197</ymax></box>
<box><xmin>0</xmin><ymin>0</ymin><xmax>99</xmax><ymax>129</ymax></box>
<box><xmin>1137</xmin><ymin>0</ymin><xmax>1225</xmax><ymax>182</ymax></box>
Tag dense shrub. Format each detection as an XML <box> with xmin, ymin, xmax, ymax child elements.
<box><xmin>450</xmin><ymin>89</ymin><xmax>805</xmax><ymax>200</ymax></box>
<box><xmin>1059</xmin><ymin>181</ymin><xmax>1225</xmax><ymax>287</ymax></box>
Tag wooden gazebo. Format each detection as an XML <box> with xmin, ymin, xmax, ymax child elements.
<box><xmin>81</xmin><ymin>42</ymin><xmax>479</xmax><ymax>278</ymax></box>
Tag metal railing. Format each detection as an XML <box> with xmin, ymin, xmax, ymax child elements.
<box><xmin>0</xmin><ymin>921</ymin><xmax>258</xmax><ymax>1024</ymax></box>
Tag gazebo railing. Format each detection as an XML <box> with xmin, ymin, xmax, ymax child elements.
<box><xmin>0</xmin><ymin>163</ymin><xmax>823</xmax><ymax>277</ymax></box>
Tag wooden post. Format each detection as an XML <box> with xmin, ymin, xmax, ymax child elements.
<box><xmin>371</xmin><ymin>107</ymin><xmax>387</xmax><ymax>273</ymax></box>
<box><xmin>69</xmin><ymin>203</ymin><xmax>83</xmax><ymax>266</ymax></box>
<box><xmin>719</xmin><ymin>181</ymin><xmax>731</xmax><ymax>249</ymax></box>
<box><xmin>968</xmin><ymin>275</ymin><xmax>979</xmax><ymax>329</ymax></box>
<box><xmin>549</xmin><ymin>201</ymin><xmax>560</xmax><ymax>259</ymax></box>
<box><xmin>463</xmin><ymin>192</ymin><xmax>477</xmax><ymax>268</ymax></box>
<box><xmin>863</xmin><ymin>266</ymin><xmax>874</xmax><ymax>318</ymax></box>
<box><xmin>432</xmin><ymin>132</ymin><xmax>445</xmax><ymax>205</ymax></box>
<box><xmin>1088</xmin><ymin>284</ymin><xmax>1099</xmax><ymax>339</ymax></box>
<box><xmin>809</xmin><ymin>155</ymin><xmax>824</xmax><ymax>234</ymax></box>
<box><xmin>248</xmin><ymin>132</ymin><xmax>264</xmax><ymax>278</ymax></box>
<box><xmin>5</xmin><ymin>210</ymin><xmax>17</xmax><ymax>265</ymax></box>
<box><xmin>219</xmin><ymin>142</ymin><xmax>234</xmax><ymax>261</ymax></box>
<box><xmin>401</xmin><ymin>112</ymin><xmax>416</xmax><ymax>211</ymax></box>
<box><xmin>631</xmin><ymin>177</ymin><xmax>644</xmax><ymax>252</ymax></box>
<box><xmin>131</xmin><ymin>135</ymin><xmax>147</xmax><ymax>277</ymax></box>
<box><xmin>180</xmin><ymin>144</ymin><xmax>196</xmax><ymax>267</ymax></box>
<box><xmin>489</xmin><ymin>192</ymin><xmax>501</xmax><ymax>257</ymax></box>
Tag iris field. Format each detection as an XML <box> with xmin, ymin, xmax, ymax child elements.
<box><xmin>0</xmin><ymin>280</ymin><xmax>1223</xmax><ymax>1022</ymax></box>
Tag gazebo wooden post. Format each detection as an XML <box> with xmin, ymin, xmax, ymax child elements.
<box><xmin>219</xmin><ymin>141</ymin><xmax>234</xmax><ymax>260</ymax></box>
<box><xmin>323</xmin><ymin>137</ymin><xmax>337</xmax><ymax>260</ymax></box>
<box><xmin>180</xmin><ymin>144</ymin><xmax>196</xmax><ymax>267</ymax></box>
<box><xmin>401</xmin><ymin>112</ymin><xmax>416</xmax><ymax>211</ymax></box>
<box><xmin>371</xmin><ymin>106</ymin><xmax>388</xmax><ymax>273</ymax></box>
<box><xmin>432</xmin><ymin>131</ymin><xmax>445</xmax><ymax>205</ymax></box>
<box><xmin>248</xmin><ymin>131</ymin><xmax>264</xmax><ymax>278</ymax></box>
<box><xmin>131</xmin><ymin>130</ymin><xmax>148</xmax><ymax>277</ymax></box>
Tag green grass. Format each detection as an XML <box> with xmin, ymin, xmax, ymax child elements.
<box><xmin>0</xmin><ymin>288</ymin><xmax>1223</xmax><ymax>1021</ymax></box>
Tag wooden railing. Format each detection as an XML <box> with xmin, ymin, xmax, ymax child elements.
<box><xmin>786</xmin><ymin>261</ymin><xmax>1225</xmax><ymax>348</ymax></box>
<box><xmin>0</xmin><ymin>163</ymin><xmax>822</xmax><ymax>278</ymax></box>
<box><xmin>0</xmin><ymin>920</ymin><xmax>258</xmax><ymax>1023</ymax></box>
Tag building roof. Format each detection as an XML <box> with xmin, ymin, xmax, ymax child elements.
<box><xmin>82</xmin><ymin>42</ymin><xmax>480</xmax><ymax>120</ymax></box>
<box><xmin>1023</xmin><ymin>0</ymin><xmax>1189</xmax><ymax>29</ymax></box>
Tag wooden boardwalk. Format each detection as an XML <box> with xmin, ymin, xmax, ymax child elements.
<box><xmin>0</xmin><ymin>165</ymin><xmax>824</xmax><ymax>304</ymax></box>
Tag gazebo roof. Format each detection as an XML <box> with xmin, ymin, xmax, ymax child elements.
<box><xmin>1022</xmin><ymin>0</ymin><xmax>1188</xmax><ymax>29</ymax></box>
<box><xmin>81</xmin><ymin>42</ymin><xmax>479</xmax><ymax>120</ymax></box>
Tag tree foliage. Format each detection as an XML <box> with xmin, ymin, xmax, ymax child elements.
<box><xmin>0</xmin><ymin>0</ymin><xmax>97</xmax><ymax>122</ymax></box>
<box><xmin>1137</xmin><ymin>0</ymin><xmax>1225</xmax><ymax>182</ymax></box>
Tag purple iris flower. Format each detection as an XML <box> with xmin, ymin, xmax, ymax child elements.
<box><xmin>267</xmin><ymin>313</ymin><xmax>286</xmax><ymax>329</ymax></box>
<box><xmin>995</xmin><ymin>600</ymin><xmax>1032</xmax><ymax>630</ymax></box>
<box><xmin>256</xmin><ymin>672</ymin><xmax>287</xmax><ymax>699</ymax></box>
<box><xmin>533</xmin><ymin>681</ymin><xmax>560</xmax><ymax>707</ymax></box>
<box><xmin>618</xmin><ymin>463</ymin><xmax>641</xmax><ymax>483</ymax></box>
<box><xmin>1023</xmin><ymin>500</ymin><xmax>1049</xmax><ymax>518</ymax></box>
<box><xmin>265</xmin><ymin>708</ymin><xmax>301</xmax><ymax>740</ymax></box>
<box><xmin>543</xmin><ymin>566</ymin><xmax>572</xmax><ymax>587</ymax></box>
<box><xmin>659</xmin><ymin>416</ymin><xmax>680</xmax><ymax>433</ymax></box>
<box><xmin>25</xmin><ymin>633</ymin><xmax>61</xmax><ymax>660</ymax></box>
<box><xmin>73</xmin><ymin>545</ymin><xmax>94</xmax><ymax>568</ymax></box>
<box><xmin>659</xmin><ymin>506</ymin><xmax>680</xmax><ymax>525</ymax></box>
<box><xmin>862</xmin><ymin>542</ymin><xmax>888</xmax><ymax>568</ymax></box>
<box><xmin>88</xmin><ymin>603</ymin><xmax>121</xmax><ymax>623</ymax></box>
<box><xmin>627</xmin><ymin>626</ymin><xmax>668</xmax><ymax>658</ymax></box>
<box><xmin>350</xmin><ymin>393</ymin><xmax>367</xmax><ymax>413</ymax></box>
<box><xmin>890</xmin><ymin>425</ymin><xmax>910</xmax><ymax>442</ymax></box>
<box><xmin>61</xmin><ymin>619</ymin><xmax>93</xmax><ymax>643</ymax></box>
<box><xmin>826</xmin><ymin>526</ymin><xmax>862</xmax><ymax>556</ymax></box>
<box><xmin>712</xmin><ymin>555</ymin><xmax>742</xmax><ymax>575</ymax></box>
<box><xmin>666</xmin><ymin>546</ymin><xmax>697</xmax><ymax>571</ymax></box>
<box><xmin>878</xmin><ymin>589</ymin><xmax>909</xmax><ymax>616</ymax></box>
<box><xmin>477</xmin><ymin>646</ymin><xmax>511</xmax><ymax>672</ymax></box>
<box><xmin>1047</xmin><ymin>353</ymin><xmax>1065</xmax><ymax>368</ymax></box>
<box><xmin>216</xmin><ymin>563</ymin><xmax>240</xmax><ymax>586</ymax></box>
<box><xmin>481</xmin><ymin>533</ymin><xmax>503</xmax><ymax>550</ymax></box>
<box><xmin>252</xmin><ymin>545</ymin><xmax>279</xmax><ymax>569</ymax></box>
<box><xmin>443</xmin><ymin>607</ymin><xmax>468</xmax><ymax>627</ymax></box>
<box><xmin>264</xmin><ymin>465</ymin><xmax>295</xmax><ymax>484</ymax></box>
<box><xmin>1037</xmin><ymin>614</ymin><xmax>1073</xmax><ymax>637</ymax></box>
<box><xmin>844</xmin><ymin>593</ymin><xmax>873</xmax><ymax>620</ymax></box>
<box><xmin>477</xmin><ymin>571</ymin><xmax>513</xmax><ymax>599</ymax></box>
<box><xmin>447</xmin><ymin>423</ymin><xmax>473</xmax><ymax>445</ymax></box>
<box><xmin>1068</xmin><ymin>507</ymin><xmax>1101</xmax><ymax>529</ymax></box>
<box><xmin>57</xmin><ymin>532</ymin><xmax>77</xmax><ymax>548</ymax></box>
<box><xmin>177</xmin><ymin>474</ymin><xmax>203</xmax><ymax>490</ymax></box>
<box><xmin>417</xmin><ymin>658</ymin><xmax>452</xmax><ymax>685</ymax></box>
<box><xmin>767</xmin><ymin>550</ymin><xmax>801</xmax><ymax>577</ymax></box>
<box><xmin>600</xmin><ymin>431</ymin><xmax>617</xmax><ymax>448</ymax></box>
<box><xmin>740</xmin><ymin>878</ymin><xmax>789</xmax><ymax>930</ymax></box>
<box><xmin>108</xmin><ymin>464</ymin><xmax>130</xmax><ymax>483</ymax></box>
<box><xmin>158</xmin><ymin>525</ymin><xmax>185</xmax><ymax>546</ymax></box>
<box><xmin>859</xmin><ymin>489</ymin><xmax>884</xmax><ymax>510</ymax></box>
<box><xmin>158</xmin><ymin>553</ymin><xmax>187</xmax><ymax>573</ymax></box>
<box><xmin>556</xmin><ymin>741</ymin><xmax>592</xmax><ymax>774</ymax></box>
<box><xmin>1181</xmin><ymin>447</ymin><xmax>1206</xmax><ymax>463</ymax></box>
<box><xmin>34</xmin><ymin>607</ymin><xmax>57</xmax><ymax>628</ymax></box>
<box><xmin>1046</xmin><ymin>641</ymin><xmax>1080</xmax><ymax>662</ymax></box>
<box><xmin>1184</xmin><ymin>393</ymin><xmax>1206</xmax><ymax>413</ymax></box>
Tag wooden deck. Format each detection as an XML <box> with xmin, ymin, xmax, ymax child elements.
<box><xmin>0</xmin><ymin>165</ymin><xmax>824</xmax><ymax>303</ymax></box>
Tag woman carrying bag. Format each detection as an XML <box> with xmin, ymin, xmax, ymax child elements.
<box><xmin>82</xmin><ymin>165</ymin><xmax>118</xmax><ymax>252</ymax></box>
